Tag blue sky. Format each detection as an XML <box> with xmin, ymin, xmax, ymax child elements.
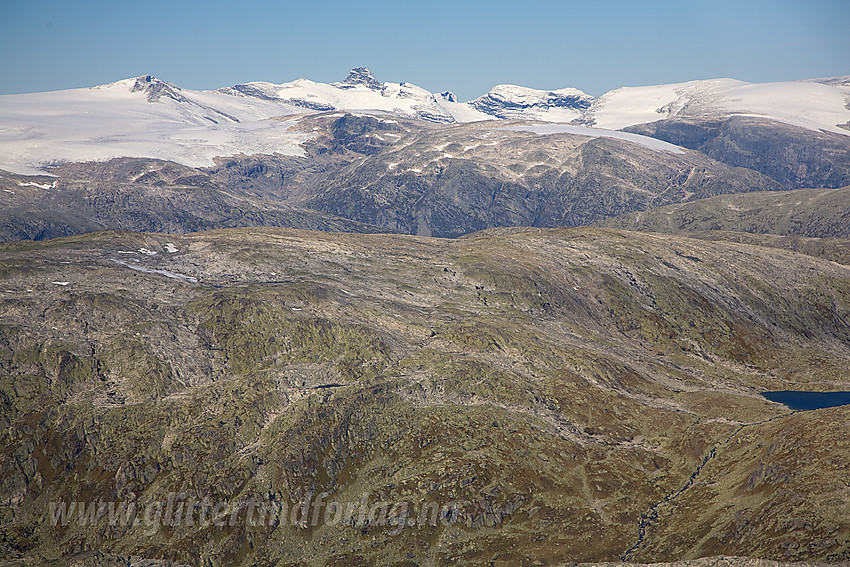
<box><xmin>1</xmin><ymin>0</ymin><xmax>847</xmax><ymax>100</ymax></box>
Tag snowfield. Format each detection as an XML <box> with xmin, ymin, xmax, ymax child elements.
<box><xmin>587</xmin><ymin>78</ymin><xmax>850</xmax><ymax>134</ymax></box>
<box><xmin>1</xmin><ymin>70</ymin><xmax>847</xmax><ymax>175</ymax></box>
<box><xmin>223</xmin><ymin>77</ymin><xmax>462</xmax><ymax>122</ymax></box>
<box><xmin>0</xmin><ymin>77</ymin><xmax>313</xmax><ymax>175</ymax></box>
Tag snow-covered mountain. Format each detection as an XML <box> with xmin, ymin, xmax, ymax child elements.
<box><xmin>1</xmin><ymin>68</ymin><xmax>848</xmax><ymax>175</ymax></box>
<box><xmin>584</xmin><ymin>77</ymin><xmax>850</xmax><ymax>134</ymax></box>
<box><xmin>218</xmin><ymin>67</ymin><xmax>487</xmax><ymax>124</ymax></box>
<box><xmin>0</xmin><ymin>75</ymin><xmax>313</xmax><ymax>175</ymax></box>
<box><xmin>470</xmin><ymin>85</ymin><xmax>594</xmax><ymax>121</ymax></box>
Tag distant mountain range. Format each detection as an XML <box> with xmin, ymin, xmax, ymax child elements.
<box><xmin>1</xmin><ymin>68</ymin><xmax>848</xmax><ymax>175</ymax></box>
<box><xmin>1</xmin><ymin>68</ymin><xmax>848</xmax><ymax>241</ymax></box>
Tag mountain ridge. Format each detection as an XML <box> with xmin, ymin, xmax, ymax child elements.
<box><xmin>2</xmin><ymin>68</ymin><xmax>848</xmax><ymax>176</ymax></box>
<box><xmin>597</xmin><ymin>185</ymin><xmax>850</xmax><ymax>238</ymax></box>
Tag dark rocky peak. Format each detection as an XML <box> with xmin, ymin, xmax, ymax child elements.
<box><xmin>130</xmin><ymin>75</ymin><xmax>187</xmax><ymax>103</ymax></box>
<box><xmin>341</xmin><ymin>67</ymin><xmax>383</xmax><ymax>90</ymax></box>
<box><xmin>439</xmin><ymin>91</ymin><xmax>458</xmax><ymax>103</ymax></box>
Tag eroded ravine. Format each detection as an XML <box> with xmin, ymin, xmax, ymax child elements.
<box><xmin>620</xmin><ymin>412</ymin><xmax>797</xmax><ymax>561</ymax></box>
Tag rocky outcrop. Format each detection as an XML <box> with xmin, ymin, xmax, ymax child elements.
<box><xmin>129</xmin><ymin>75</ymin><xmax>188</xmax><ymax>103</ymax></box>
<box><xmin>623</xmin><ymin>116</ymin><xmax>850</xmax><ymax>189</ymax></box>
<box><xmin>471</xmin><ymin>85</ymin><xmax>595</xmax><ymax>119</ymax></box>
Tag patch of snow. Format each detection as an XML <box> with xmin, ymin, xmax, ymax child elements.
<box><xmin>111</xmin><ymin>259</ymin><xmax>197</xmax><ymax>283</ymax></box>
<box><xmin>52</xmin><ymin>281</ymin><xmax>69</xmax><ymax>286</ymax></box>
<box><xmin>164</xmin><ymin>243</ymin><xmax>178</xmax><ymax>253</ymax></box>
<box><xmin>3</xmin><ymin>189</ymin><xmax>14</xmax><ymax>194</ymax></box>
<box><xmin>435</xmin><ymin>98</ymin><xmax>496</xmax><ymax>123</ymax></box>
<box><xmin>137</xmin><ymin>248</ymin><xmax>158</xmax><ymax>256</ymax></box>
<box><xmin>18</xmin><ymin>180</ymin><xmax>56</xmax><ymax>189</ymax></box>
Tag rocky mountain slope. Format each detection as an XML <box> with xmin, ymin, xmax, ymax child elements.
<box><xmin>1</xmin><ymin>112</ymin><xmax>784</xmax><ymax>242</ymax></box>
<box><xmin>299</xmin><ymin>120</ymin><xmax>777</xmax><ymax>237</ymax></box>
<box><xmin>598</xmin><ymin>185</ymin><xmax>850</xmax><ymax>238</ymax></box>
<box><xmin>0</xmin><ymin>161</ymin><xmax>386</xmax><ymax>242</ymax></box>
<box><xmin>1</xmin><ymin>227</ymin><xmax>848</xmax><ymax>566</ymax></box>
<box><xmin>623</xmin><ymin>117</ymin><xmax>850</xmax><ymax>189</ymax></box>
<box><xmin>682</xmin><ymin>232</ymin><xmax>850</xmax><ymax>267</ymax></box>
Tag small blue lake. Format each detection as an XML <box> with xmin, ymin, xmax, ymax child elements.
<box><xmin>761</xmin><ymin>391</ymin><xmax>850</xmax><ymax>411</ymax></box>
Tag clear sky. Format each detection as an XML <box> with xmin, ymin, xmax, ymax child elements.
<box><xmin>1</xmin><ymin>0</ymin><xmax>847</xmax><ymax>100</ymax></box>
